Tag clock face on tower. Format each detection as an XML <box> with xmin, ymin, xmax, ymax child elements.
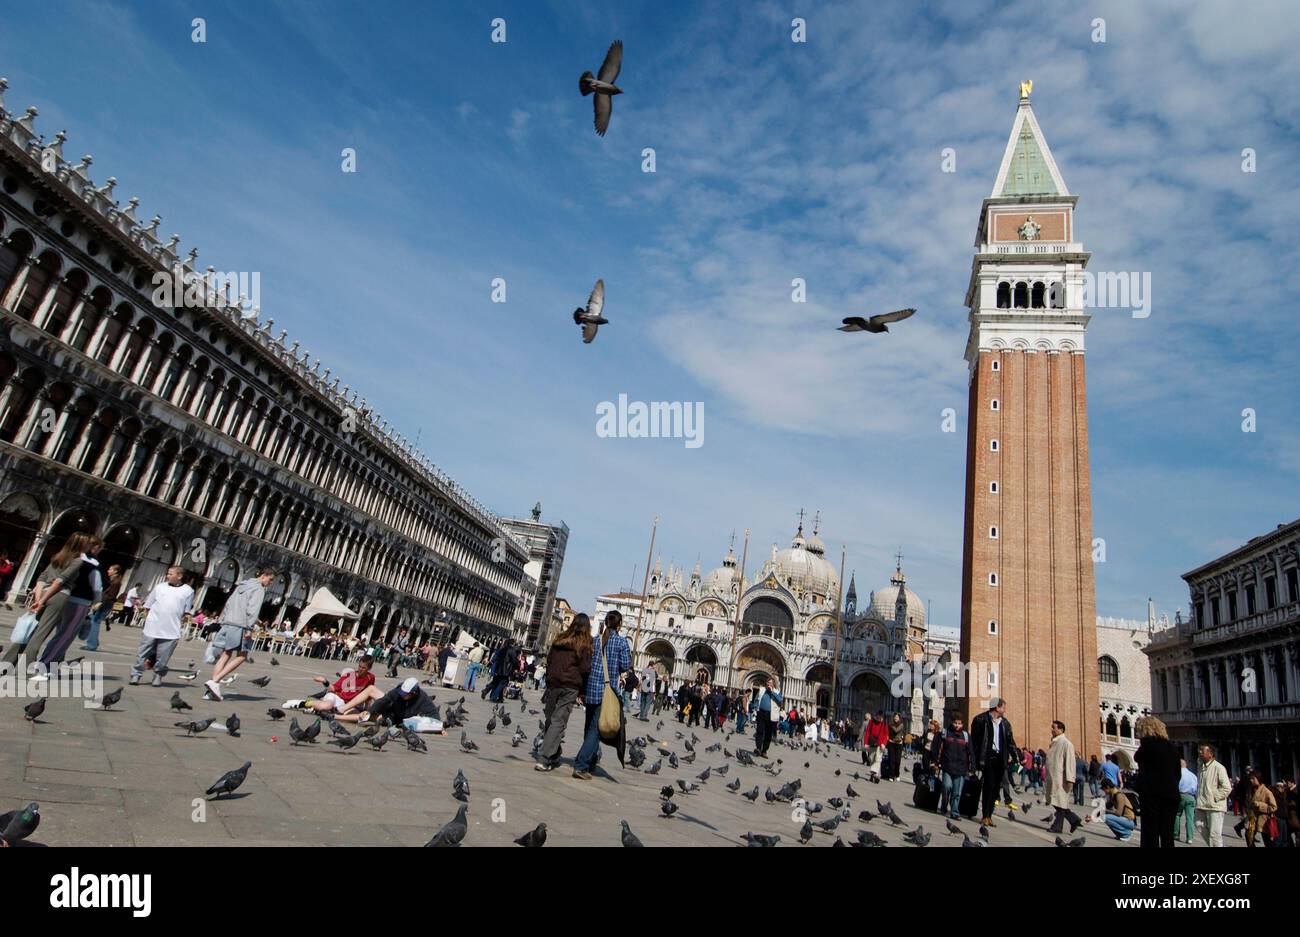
<box><xmin>1018</xmin><ymin>216</ymin><xmax>1041</xmax><ymax>240</ymax></box>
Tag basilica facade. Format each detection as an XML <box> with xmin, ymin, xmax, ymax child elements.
<box><xmin>598</xmin><ymin>518</ymin><xmax>928</xmax><ymax>725</ymax></box>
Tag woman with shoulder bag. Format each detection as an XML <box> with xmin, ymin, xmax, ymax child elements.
<box><xmin>2</xmin><ymin>532</ymin><xmax>92</xmax><ymax>671</ymax></box>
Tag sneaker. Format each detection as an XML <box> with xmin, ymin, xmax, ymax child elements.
<box><xmin>128</xmin><ymin>674</ymin><xmax>141</xmax><ymax>686</ymax></box>
<box><xmin>220</xmin><ymin>675</ymin><xmax>236</xmax><ymax>685</ymax></box>
<box><xmin>571</xmin><ymin>770</ymin><xmax>592</xmax><ymax>780</ymax></box>
<box><xmin>151</xmin><ymin>672</ymin><xmax>163</xmax><ymax>688</ymax></box>
<box><xmin>1117</xmin><ymin>832</ymin><xmax>1133</xmax><ymax>841</ymax></box>
<box><xmin>204</xmin><ymin>679</ymin><xmax>224</xmax><ymax>701</ymax></box>
<box><xmin>534</xmin><ymin>763</ymin><xmax>555</xmax><ymax>772</ymax></box>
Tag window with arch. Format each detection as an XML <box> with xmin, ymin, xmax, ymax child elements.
<box><xmin>996</xmin><ymin>282</ymin><xmax>1011</xmax><ymax>308</ymax></box>
<box><xmin>990</xmin><ymin>439</ymin><xmax>999</xmax><ymax>452</ymax></box>
<box><xmin>989</xmin><ymin>526</ymin><xmax>998</xmax><ymax>539</ymax></box>
<box><xmin>988</xmin><ymin>619</ymin><xmax>997</xmax><ymax>635</ymax></box>
<box><xmin>991</xmin><ymin>359</ymin><xmax>1000</xmax><ymax>372</ymax></box>
<box><xmin>988</xmin><ymin>572</ymin><xmax>998</xmax><ymax>586</ymax></box>
<box><xmin>991</xmin><ymin>399</ymin><xmax>999</xmax><ymax>411</ymax></box>
<box><xmin>990</xmin><ymin>481</ymin><xmax>999</xmax><ymax>493</ymax></box>
<box><xmin>1098</xmin><ymin>655</ymin><xmax>1119</xmax><ymax>684</ymax></box>
<box><xmin>1031</xmin><ymin>282</ymin><xmax>1046</xmax><ymax>308</ymax></box>
<box><xmin>1013</xmin><ymin>282</ymin><xmax>1029</xmax><ymax>308</ymax></box>
<box><xmin>667</xmin><ymin>616</ymin><xmax>675</xmax><ymax>629</ymax></box>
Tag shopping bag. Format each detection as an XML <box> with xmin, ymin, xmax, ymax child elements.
<box><xmin>203</xmin><ymin>641</ymin><xmax>220</xmax><ymax>665</ymax></box>
<box><xmin>9</xmin><ymin>611</ymin><xmax>38</xmax><ymax>644</ymax></box>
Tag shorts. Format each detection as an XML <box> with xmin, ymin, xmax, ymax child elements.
<box><xmin>212</xmin><ymin>625</ymin><xmax>251</xmax><ymax>654</ymax></box>
<box><xmin>319</xmin><ymin>692</ymin><xmax>346</xmax><ymax>710</ymax></box>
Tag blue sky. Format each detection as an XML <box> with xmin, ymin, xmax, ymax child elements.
<box><xmin>3</xmin><ymin>0</ymin><xmax>1298</xmax><ymax>634</ymax></box>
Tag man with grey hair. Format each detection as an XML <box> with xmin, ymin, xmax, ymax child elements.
<box><xmin>1195</xmin><ymin>743</ymin><xmax>1231</xmax><ymax>847</ymax></box>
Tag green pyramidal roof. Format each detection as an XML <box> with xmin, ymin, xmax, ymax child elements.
<box><xmin>998</xmin><ymin>117</ymin><xmax>1058</xmax><ymax>196</ymax></box>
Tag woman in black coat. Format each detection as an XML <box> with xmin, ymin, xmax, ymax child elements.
<box><xmin>1132</xmin><ymin>715</ymin><xmax>1182</xmax><ymax>848</ymax></box>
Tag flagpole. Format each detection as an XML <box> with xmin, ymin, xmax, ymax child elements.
<box><xmin>727</xmin><ymin>529</ymin><xmax>750</xmax><ymax>685</ymax></box>
<box><xmin>831</xmin><ymin>544</ymin><xmax>847</xmax><ymax>719</ymax></box>
<box><xmin>631</xmin><ymin>516</ymin><xmax>659</xmax><ymax>663</ymax></box>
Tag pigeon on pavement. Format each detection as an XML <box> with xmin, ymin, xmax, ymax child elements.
<box><xmin>426</xmin><ymin>805</ymin><xmax>469</xmax><ymax>847</ymax></box>
<box><xmin>206</xmin><ymin>762</ymin><xmax>251</xmax><ymax>799</ymax></box>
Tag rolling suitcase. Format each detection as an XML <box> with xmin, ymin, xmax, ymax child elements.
<box><xmin>958</xmin><ymin>773</ymin><xmax>982</xmax><ymax>818</ymax></box>
<box><xmin>913</xmin><ymin>776</ymin><xmax>940</xmax><ymax>811</ymax></box>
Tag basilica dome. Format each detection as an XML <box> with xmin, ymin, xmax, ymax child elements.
<box><xmin>771</xmin><ymin>525</ymin><xmax>839</xmax><ymax>598</ymax></box>
<box><xmin>703</xmin><ymin>542</ymin><xmax>740</xmax><ymax>595</ymax></box>
<box><xmin>865</xmin><ymin>576</ymin><xmax>927</xmax><ymax>630</ymax></box>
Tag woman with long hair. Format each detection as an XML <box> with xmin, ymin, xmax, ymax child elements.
<box><xmin>535</xmin><ymin>613</ymin><xmax>593</xmax><ymax>772</ymax></box>
<box><xmin>1132</xmin><ymin>714</ymin><xmax>1182</xmax><ymax>848</ymax></box>
<box><xmin>34</xmin><ymin>534</ymin><xmax>104</xmax><ymax>676</ymax></box>
<box><xmin>2</xmin><ymin>531</ymin><xmax>93</xmax><ymax>670</ymax></box>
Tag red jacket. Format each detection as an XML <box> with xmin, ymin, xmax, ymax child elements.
<box><xmin>863</xmin><ymin>718</ymin><xmax>889</xmax><ymax>748</ymax></box>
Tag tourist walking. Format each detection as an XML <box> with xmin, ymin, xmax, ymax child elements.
<box><xmin>1244</xmin><ymin>771</ymin><xmax>1276</xmax><ymax>848</ymax></box>
<box><xmin>79</xmin><ymin>562</ymin><xmax>122</xmax><ymax>652</ymax></box>
<box><xmin>1132</xmin><ymin>715</ymin><xmax>1181</xmax><ymax>848</ymax></box>
<box><xmin>536</xmin><ymin>615</ymin><xmax>593</xmax><ymax>772</ymax></box>
<box><xmin>32</xmin><ymin>534</ymin><xmax>104</xmax><ymax>676</ymax></box>
<box><xmin>129</xmin><ymin>566</ymin><xmax>193</xmax><ymax>686</ymax></box>
<box><xmin>930</xmin><ymin>715</ymin><xmax>972</xmax><ymax>819</ymax></box>
<box><xmin>862</xmin><ymin>710</ymin><xmax>889</xmax><ymax>781</ymax></box>
<box><xmin>1194</xmin><ymin>744</ymin><xmax>1231</xmax><ymax>846</ymax></box>
<box><xmin>204</xmin><ymin>568</ymin><xmax>274</xmax><ymax>701</ymax></box>
<box><xmin>1177</xmin><ymin>758</ymin><xmax>1198</xmax><ymax>844</ymax></box>
<box><xmin>1088</xmin><ymin>754</ymin><xmax>1102</xmax><ymax>798</ymax></box>
<box><xmin>970</xmin><ymin>697</ymin><xmax>1016</xmax><ymax>828</ymax></box>
<box><xmin>1045</xmin><ymin>720</ymin><xmax>1082</xmax><ymax>834</ymax></box>
<box><xmin>1073</xmin><ymin>751</ymin><xmax>1088</xmax><ymax>807</ymax></box>
<box><xmin>571</xmin><ymin>610</ymin><xmax>630</xmax><ymax>780</ymax></box>
<box><xmin>2</xmin><ymin>533</ymin><xmax>92</xmax><ymax>670</ymax></box>
<box><xmin>482</xmin><ymin>638</ymin><xmax>518</xmax><ymax>702</ymax></box>
<box><xmin>465</xmin><ymin>642</ymin><xmax>485</xmax><ymax>691</ymax></box>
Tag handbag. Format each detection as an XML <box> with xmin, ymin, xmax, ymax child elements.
<box><xmin>1265</xmin><ymin>816</ymin><xmax>1279</xmax><ymax>840</ymax></box>
<box><xmin>10</xmin><ymin>611</ymin><xmax>38</xmax><ymax>644</ymax></box>
<box><xmin>597</xmin><ymin>641</ymin><xmax>622</xmax><ymax>739</ymax></box>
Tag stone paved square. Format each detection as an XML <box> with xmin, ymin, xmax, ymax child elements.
<box><xmin>0</xmin><ymin>618</ymin><xmax>1249</xmax><ymax>848</ymax></box>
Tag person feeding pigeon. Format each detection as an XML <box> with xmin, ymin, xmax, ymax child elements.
<box><xmin>366</xmin><ymin>677</ymin><xmax>442</xmax><ymax>733</ymax></box>
<box><xmin>128</xmin><ymin>566</ymin><xmax>193</xmax><ymax>688</ymax></box>
<box><xmin>205</xmin><ymin>568</ymin><xmax>275</xmax><ymax>701</ymax></box>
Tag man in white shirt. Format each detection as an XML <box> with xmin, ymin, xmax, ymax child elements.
<box><xmin>130</xmin><ymin>566</ymin><xmax>194</xmax><ymax>687</ymax></box>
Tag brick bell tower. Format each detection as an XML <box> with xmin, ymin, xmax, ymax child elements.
<box><xmin>958</xmin><ymin>82</ymin><xmax>1100</xmax><ymax>759</ymax></box>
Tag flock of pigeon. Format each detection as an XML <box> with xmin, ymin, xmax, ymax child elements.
<box><xmin>569</xmin><ymin>40</ymin><xmax>917</xmax><ymax>345</ymax></box>
<box><xmin>7</xmin><ymin>653</ymin><xmax>1093</xmax><ymax>848</ymax></box>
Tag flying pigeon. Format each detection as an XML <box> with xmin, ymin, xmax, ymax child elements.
<box><xmin>0</xmin><ymin>802</ymin><xmax>41</xmax><ymax>845</ymax></box>
<box><xmin>100</xmin><ymin>687</ymin><xmax>123</xmax><ymax>710</ymax></box>
<box><xmin>226</xmin><ymin>713</ymin><xmax>241</xmax><ymax>737</ymax></box>
<box><xmin>514</xmin><ymin>823</ymin><xmax>547</xmax><ymax>847</ymax></box>
<box><xmin>426</xmin><ymin>804</ymin><xmax>469</xmax><ymax>847</ymax></box>
<box><xmin>169</xmin><ymin>692</ymin><xmax>191</xmax><ymax>712</ymax></box>
<box><xmin>23</xmin><ymin>698</ymin><xmax>45</xmax><ymax>722</ymax></box>
<box><xmin>579</xmin><ymin>40</ymin><xmax>624</xmax><ymax>136</ymax></box>
<box><xmin>838</xmin><ymin>308</ymin><xmax>915</xmax><ymax>334</ymax></box>
<box><xmin>573</xmin><ymin>279</ymin><xmax>608</xmax><ymax>344</ymax></box>
<box><xmin>206</xmin><ymin>762</ymin><xmax>251</xmax><ymax>799</ymax></box>
<box><xmin>620</xmin><ymin>819</ymin><xmax>643</xmax><ymax>847</ymax></box>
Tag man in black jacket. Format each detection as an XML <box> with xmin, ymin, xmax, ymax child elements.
<box><xmin>969</xmin><ymin>697</ymin><xmax>1016</xmax><ymax>828</ymax></box>
<box><xmin>368</xmin><ymin>677</ymin><xmax>438</xmax><ymax>726</ymax></box>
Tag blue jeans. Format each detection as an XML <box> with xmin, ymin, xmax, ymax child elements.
<box><xmin>638</xmin><ymin>691</ymin><xmax>652</xmax><ymax>720</ymax></box>
<box><xmin>1104</xmin><ymin>815</ymin><xmax>1136</xmax><ymax>838</ymax></box>
<box><xmin>941</xmin><ymin>771</ymin><xmax>966</xmax><ymax>817</ymax></box>
<box><xmin>466</xmin><ymin>661</ymin><xmax>480</xmax><ymax>689</ymax></box>
<box><xmin>80</xmin><ymin>607</ymin><xmax>109</xmax><ymax>650</ymax></box>
<box><xmin>1089</xmin><ymin>778</ymin><xmax>1100</xmax><ymax>798</ymax></box>
<box><xmin>574</xmin><ymin>692</ymin><xmax>620</xmax><ymax>773</ymax></box>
